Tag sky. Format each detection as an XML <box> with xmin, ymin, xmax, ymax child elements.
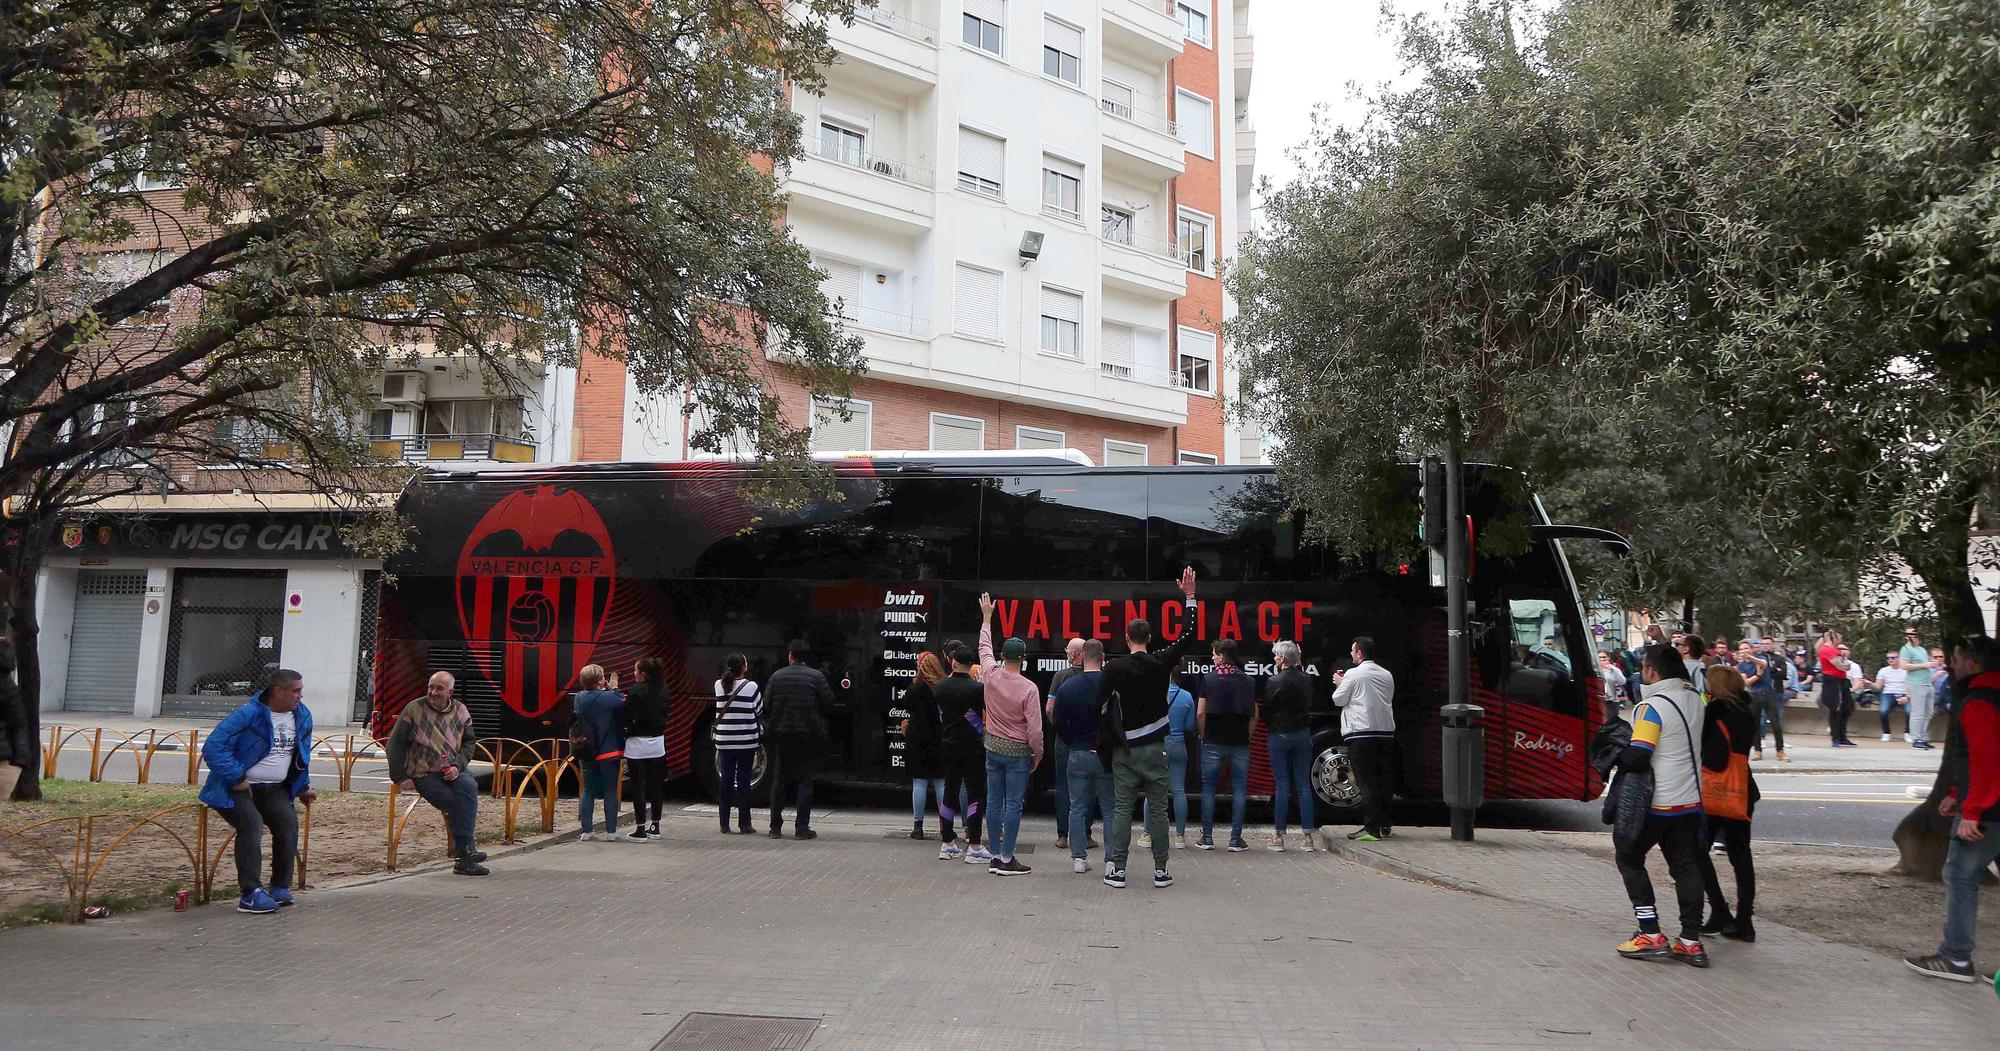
<box><xmin>1248</xmin><ymin>0</ymin><xmax>1459</xmax><ymax>199</ymax></box>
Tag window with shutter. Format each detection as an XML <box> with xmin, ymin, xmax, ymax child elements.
<box><xmin>957</xmin><ymin>127</ymin><xmax>1005</xmax><ymax>197</ymax></box>
<box><xmin>817</xmin><ymin>256</ymin><xmax>863</xmax><ymax>320</ymax></box>
<box><xmin>811</xmin><ymin>398</ymin><xmax>871</xmax><ymax>452</ymax></box>
<box><xmin>1104</xmin><ymin>439</ymin><xmax>1148</xmax><ymax>467</ymax></box>
<box><xmin>1177</xmin><ymin>90</ymin><xmax>1213</xmax><ymax>157</ymax></box>
<box><xmin>1040</xmin><ymin>286</ymin><xmax>1083</xmax><ymax>358</ymax></box>
<box><xmin>1101</xmin><ymin>80</ymin><xmax>1135</xmax><ymax>120</ymax></box>
<box><xmin>1176</xmin><ymin>210</ymin><xmax>1212</xmax><ymax>272</ymax></box>
<box><xmin>1178</xmin><ymin>451</ymin><xmax>1219</xmax><ymax>465</ymax></box>
<box><xmin>1177</xmin><ymin>3</ymin><xmax>1210</xmax><ymax>46</ymax></box>
<box><xmin>962</xmin><ymin>0</ymin><xmax>1004</xmax><ymax>55</ymax></box>
<box><xmin>1043</xmin><ymin>17</ymin><xmax>1082</xmax><ymax>85</ymax></box>
<box><xmin>953</xmin><ymin>263</ymin><xmax>1003</xmax><ymax>340</ymax></box>
<box><xmin>930</xmin><ymin>413</ymin><xmax>986</xmax><ymax>451</ymax></box>
<box><xmin>1101</xmin><ymin>322</ymin><xmax>1135</xmax><ymax>378</ymax></box>
<box><xmin>1041</xmin><ymin>156</ymin><xmax>1082</xmax><ymax>220</ymax></box>
<box><xmin>1134</xmin><ymin>325</ymin><xmax>1169</xmax><ymax>380</ymax></box>
<box><xmin>1177</xmin><ymin>326</ymin><xmax>1216</xmax><ymax>393</ymax></box>
<box><xmin>1016</xmin><ymin>425</ymin><xmax>1065</xmax><ymax>450</ymax></box>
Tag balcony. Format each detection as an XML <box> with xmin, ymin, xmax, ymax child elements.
<box><xmin>1100</xmin><ymin>96</ymin><xmax>1185</xmax><ymax>181</ymax></box>
<box><xmin>1234</xmin><ymin>30</ymin><xmax>1254</xmax><ymax>99</ymax></box>
<box><xmin>875</xmin><ymin>335</ymin><xmax>1189</xmax><ymax>428</ymax></box>
<box><xmin>827</xmin><ymin>2</ymin><xmax>938</xmax><ymax>90</ymax></box>
<box><xmin>1235</xmin><ymin>114</ymin><xmax>1256</xmax><ymax>182</ymax></box>
<box><xmin>1104</xmin><ymin>0</ymin><xmax>1184</xmax><ymax>63</ymax></box>
<box><xmin>828</xmin><ymin>306</ymin><xmax>931</xmax><ymax>371</ymax></box>
<box><xmin>1099</xmin><ymin>225</ymin><xmax>1187</xmax><ymax>300</ymax></box>
<box><xmin>786</xmin><ymin>141</ymin><xmax>935</xmax><ymax>233</ymax></box>
<box><xmin>369</xmin><ymin>434</ymin><xmax>537</xmax><ymax>463</ymax></box>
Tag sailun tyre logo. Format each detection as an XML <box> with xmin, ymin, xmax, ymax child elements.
<box><xmin>455</xmin><ymin>485</ymin><xmax>616</xmax><ymax>717</ymax></box>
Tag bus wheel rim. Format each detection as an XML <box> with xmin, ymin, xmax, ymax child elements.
<box><xmin>1312</xmin><ymin>748</ymin><xmax>1362</xmax><ymax>807</ymax></box>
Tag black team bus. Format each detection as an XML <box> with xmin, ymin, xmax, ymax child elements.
<box><xmin>370</xmin><ymin>453</ymin><xmax>1620</xmax><ymax>816</ymax></box>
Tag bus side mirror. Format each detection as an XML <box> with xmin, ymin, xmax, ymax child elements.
<box><xmin>1530</xmin><ymin>524</ymin><xmax>1632</xmax><ymax>557</ymax></box>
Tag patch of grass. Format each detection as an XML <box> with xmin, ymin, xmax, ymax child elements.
<box><xmin>1</xmin><ymin>889</ymin><xmax>168</xmax><ymax>930</ymax></box>
<box><xmin>4</xmin><ymin>779</ymin><xmax>200</xmax><ymax>823</ymax></box>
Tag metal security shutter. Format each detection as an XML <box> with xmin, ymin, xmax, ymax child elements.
<box><xmin>953</xmin><ymin>263</ymin><xmax>1002</xmax><ymax>339</ymax></box>
<box><xmin>818</xmin><ymin>256</ymin><xmax>862</xmax><ymax>319</ymax></box>
<box><xmin>65</xmin><ymin>570</ymin><xmax>146</xmax><ymax>712</ymax></box>
<box><xmin>957</xmin><ymin>128</ymin><xmax>1004</xmax><ymax>187</ymax></box>
<box><xmin>161</xmin><ymin>568</ymin><xmax>286</xmax><ymax>718</ymax></box>
<box><xmin>811</xmin><ymin>398</ymin><xmax>871</xmax><ymax>452</ymax></box>
<box><xmin>1104</xmin><ymin>439</ymin><xmax>1148</xmax><ymax>467</ymax></box>
<box><xmin>930</xmin><ymin>413</ymin><xmax>985</xmax><ymax>451</ymax></box>
<box><xmin>352</xmin><ymin>569</ymin><xmax>381</xmax><ymax>723</ymax></box>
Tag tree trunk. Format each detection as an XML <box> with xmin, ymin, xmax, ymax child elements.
<box><xmin>6</xmin><ymin>523</ymin><xmax>47</xmax><ymax>802</ymax></box>
<box><xmin>1681</xmin><ymin>594</ymin><xmax>1697</xmax><ymax>633</ymax></box>
<box><xmin>1887</xmin><ymin>497</ymin><xmax>1981</xmax><ymax>880</ymax></box>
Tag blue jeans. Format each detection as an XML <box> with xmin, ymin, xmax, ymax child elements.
<box><xmin>1201</xmin><ymin>742</ymin><xmax>1250</xmax><ymax>842</ymax></box>
<box><xmin>1939</xmin><ymin>821</ymin><xmax>2000</xmax><ymax>961</ymax></box>
<box><xmin>911</xmin><ymin>777</ymin><xmax>943</xmax><ymax>822</ymax></box>
<box><xmin>579</xmin><ymin>758</ymin><xmax>620</xmax><ymax>834</ymax></box>
<box><xmin>1144</xmin><ymin>736</ymin><xmax>1191</xmax><ymax>836</ymax></box>
<box><xmin>985</xmin><ymin>751</ymin><xmax>1032</xmax><ymax>861</ymax></box>
<box><xmin>1066</xmin><ymin>746</ymin><xmax>1114</xmax><ymax>859</ymax></box>
<box><xmin>1053</xmin><ymin>738</ymin><xmax>1070</xmax><ymax>837</ymax></box>
<box><xmin>1267</xmin><ymin>730</ymin><xmax>1315</xmax><ymax>835</ymax></box>
<box><xmin>720</xmin><ymin>748</ymin><xmax>756</xmax><ymax>830</ymax></box>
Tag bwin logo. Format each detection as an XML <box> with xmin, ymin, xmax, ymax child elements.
<box><xmin>883</xmin><ymin>591</ymin><xmax>926</xmax><ymax>606</ymax></box>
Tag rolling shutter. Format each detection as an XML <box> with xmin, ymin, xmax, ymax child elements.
<box><xmin>65</xmin><ymin>570</ymin><xmax>145</xmax><ymax>712</ymax></box>
<box><xmin>818</xmin><ymin>257</ymin><xmax>862</xmax><ymax>319</ymax></box>
<box><xmin>930</xmin><ymin>414</ymin><xmax>985</xmax><ymax>451</ymax></box>
<box><xmin>1017</xmin><ymin>426</ymin><xmax>1065</xmax><ymax>450</ymax></box>
<box><xmin>1045</xmin><ymin>17</ymin><xmax>1082</xmax><ymax>56</ymax></box>
<box><xmin>1178</xmin><ymin>92</ymin><xmax>1213</xmax><ymax>155</ymax></box>
<box><xmin>953</xmin><ymin>263</ymin><xmax>1002</xmax><ymax>339</ymax></box>
<box><xmin>811</xmin><ymin>399</ymin><xmax>870</xmax><ymax>451</ymax></box>
<box><xmin>965</xmin><ymin>0</ymin><xmax>1004</xmax><ymax>25</ymax></box>
<box><xmin>1104</xmin><ymin>440</ymin><xmax>1148</xmax><ymax>467</ymax></box>
<box><xmin>1102</xmin><ymin>323</ymin><xmax>1135</xmax><ymax>376</ymax></box>
<box><xmin>958</xmin><ymin>127</ymin><xmax>1004</xmax><ymax>187</ymax></box>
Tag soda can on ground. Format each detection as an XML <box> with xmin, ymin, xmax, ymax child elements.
<box><xmin>173</xmin><ymin>890</ymin><xmax>190</xmax><ymax>912</ymax></box>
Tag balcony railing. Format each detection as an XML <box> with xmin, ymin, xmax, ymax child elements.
<box><xmin>854</xmin><ymin>5</ymin><xmax>939</xmax><ymax>46</ymax></box>
<box><xmin>368</xmin><ymin>433</ymin><xmax>537</xmax><ymax>463</ymax></box>
<box><xmin>1099</xmin><ymin>221</ymin><xmax>1181</xmax><ymax>262</ymax></box>
<box><xmin>827</xmin><ymin>305</ymin><xmax>928</xmax><ymax>337</ymax></box>
<box><xmin>1099</xmin><ymin>95</ymin><xmax>1180</xmax><ymax>137</ymax></box>
<box><xmin>810</xmin><ymin>140</ymin><xmax>935</xmax><ymax>188</ymax></box>
<box><xmin>1100</xmin><ymin>359</ymin><xmax>1187</xmax><ymax>389</ymax></box>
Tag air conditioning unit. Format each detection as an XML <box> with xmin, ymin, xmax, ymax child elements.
<box><xmin>379</xmin><ymin>372</ymin><xmax>427</xmax><ymax>405</ymax></box>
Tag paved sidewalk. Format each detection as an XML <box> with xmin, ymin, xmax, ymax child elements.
<box><xmin>4</xmin><ymin>805</ymin><xmax>1995</xmax><ymax>1049</ymax></box>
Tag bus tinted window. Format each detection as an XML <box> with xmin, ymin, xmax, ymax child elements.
<box><xmin>1147</xmin><ymin>473</ymin><xmax>1317</xmax><ymax>582</ymax></box>
<box><xmin>980</xmin><ymin>474</ymin><xmax>1146</xmax><ymax>581</ymax></box>
<box><xmin>821</xmin><ymin>478</ymin><xmax>982</xmax><ymax>581</ymax></box>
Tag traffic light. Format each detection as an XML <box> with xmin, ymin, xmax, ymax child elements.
<box><xmin>1421</xmin><ymin>455</ymin><xmax>1447</xmax><ymax>552</ymax></box>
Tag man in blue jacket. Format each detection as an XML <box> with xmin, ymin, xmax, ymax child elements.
<box><xmin>200</xmin><ymin>669</ymin><xmax>315</xmax><ymax>914</ymax></box>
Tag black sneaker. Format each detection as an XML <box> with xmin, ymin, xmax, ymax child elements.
<box><xmin>1904</xmin><ymin>954</ymin><xmax>1977</xmax><ymax>983</ymax></box>
<box><xmin>1103</xmin><ymin>866</ymin><xmax>1127</xmax><ymax>889</ymax></box>
<box><xmin>911</xmin><ymin>821</ymin><xmax>925</xmax><ymax>840</ymax></box>
<box><xmin>1153</xmin><ymin>868</ymin><xmax>1174</xmax><ymax>888</ymax></box>
<box><xmin>993</xmin><ymin>858</ymin><xmax>1032</xmax><ymax>875</ymax></box>
<box><xmin>1227</xmin><ymin>837</ymin><xmax>1249</xmax><ymax>852</ymax></box>
<box><xmin>453</xmin><ymin>859</ymin><xmax>490</xmax><ymax>877</ymax></box>
<box><xmin>648</xmin><ymin>822</ymin><xmax>661</xmax><ymax>837</ymax></box>
<box><xmin>459</xmin><ymin>850</ymin><xmax>488</xmax><ymax>864</ymax></box>
<box><xmin>794</xmin><ymin>828</ymin><xmax>818</xmax><ymax>840</ymax></box>
<box><xmin>625</xmin><ymin>828</ymin><xmax>651</xmax><ymax>842</ymax></box>
<box><xmin>768</xmin><ymin>828</ymin><xmax>784</xmax><ymax>839</ymax></box>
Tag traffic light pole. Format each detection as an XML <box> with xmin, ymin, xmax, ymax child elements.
<box><xmin>1444</xmin><ymin>442</ymin><xmax>1474</xmax><ymax>841</ymax></box>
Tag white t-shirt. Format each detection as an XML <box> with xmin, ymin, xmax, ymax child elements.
<box><xmin>246</xmin><ymin>710</ymin><xmax>297</xmax><ymax>784</ymax></box>
<box><xmin>625</xmin><ymin>734</ymin><xmax>666</xmax><ymax>759</ymax></box>
<box><xmin>1876</xmin><ymin>666</ymin><xmax>1907</xmax><ymax>695</ymax></box>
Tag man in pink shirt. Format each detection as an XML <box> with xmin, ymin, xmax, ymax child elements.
<box><xmin>979</xmin><ymin>592</ymin><xmax>1044</xmax><ymax>875</ymax></box>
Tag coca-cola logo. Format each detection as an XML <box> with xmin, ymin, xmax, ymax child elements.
<box><xmin>1513</xmin><ymin>731</ymin><xmax>1576</xmax><ymax>759</ymax></box>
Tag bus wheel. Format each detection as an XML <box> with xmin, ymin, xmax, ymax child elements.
<box><xmin>1310</xmin><ymin>738</ymin><xmax>1364</xmax><ymax>815</ymax></box>
<box><xmin>691</xmin><ymin>729</ymin><xmax>768</xmax><ymax>803</ymax></box>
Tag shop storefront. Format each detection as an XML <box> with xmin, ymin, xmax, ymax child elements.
<box><xmin>36</xmin><ymin>510</ymin><xmax>378</xmax><ymax>729</ymax></box>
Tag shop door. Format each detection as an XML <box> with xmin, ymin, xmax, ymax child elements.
<box><xmin>161</xmin><ymin>569</ymin><xmax>287</xmax><ymax>718</ymax></box>
<box><xmin>64</xmin><ymin>570</ymin><xmax>146</xmax><ymax>713</ymax></box>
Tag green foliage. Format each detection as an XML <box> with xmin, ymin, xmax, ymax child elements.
<box><xmin>1228</xmin><ymin>0</ymin><xmax>2000</xmax><ymax>637</ymax></box>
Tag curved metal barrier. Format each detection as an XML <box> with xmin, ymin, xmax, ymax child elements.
<box><xmin>0</xmin><ymin>802</ymin><xmax>285</xmax><ymax>922</ymax></box>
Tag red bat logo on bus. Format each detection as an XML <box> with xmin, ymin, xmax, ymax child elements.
<box><xmin>454</xmin><ymin>485</ymin><xmax>616</xmax><ymax>717</ymax></box>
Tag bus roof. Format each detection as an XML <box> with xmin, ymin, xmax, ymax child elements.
<box><xmin>411</xmin><ymin>451</ymin><xmax>1308</xmax><ymax>483</ymax></box>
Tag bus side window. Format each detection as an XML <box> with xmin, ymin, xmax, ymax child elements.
<box><xmin>1147</xmin><ymin>474</ymin><xmax>1311</xmax><ymax>582</ymax></box>
<box><xmin>980</xmin><ymin>475</ymin><xmax>1147</xmax><ymax>581</ymax></box>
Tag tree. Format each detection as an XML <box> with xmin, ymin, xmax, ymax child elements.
<box><xmin>1</xmin><ymin>0</ymin><xmax>868</xmax><ymax>798</ymax></box>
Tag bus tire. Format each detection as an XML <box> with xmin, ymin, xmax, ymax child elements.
<box><xmin>1310</xmin><ymin>734</ymin><xmax>1365</xmax><ymax>818</ymax></box>
<box><xmin>691</xmin><ymin>725</ymin><xmax>769</xmax><ymax>805</ymax></box>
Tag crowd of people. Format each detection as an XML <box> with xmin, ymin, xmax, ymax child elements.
<box><xmin>1597</xmin><ymin>625</ymin><xmax>2000</xmax><ymax>983</ymax></box>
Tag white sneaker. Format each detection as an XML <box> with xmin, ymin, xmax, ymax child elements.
<box><xmin>579</xmin><ymin>832</ymin><xmax>595</xmax><ymax>841</ymax></box>
<box><xmin>1883</xmin><ymin>733</ymin><xmax>1894</xmax><ymax>742</ymax></box>
<box><xmin>1173</xmin><ymin>834</ymin><xmax>1185</xmax><ymax>849</ymax></box>
<box><xmin>965</xmin><ymin>846</ymin><xmax>994</xmax><ymax>863</ymax></box>
<box><xmin>1072</xmin><ymin>858</ymin><xmax>1089</xmax><ymax>873</ymax></box>
<box><xmin>1904</xmin><ymin>733</ymin><xmax>1914</xmax><ymax>742</ymax></box>
<box><xmin>938</xmin><ymin>843</ymin><xmax>963</xmax><ymax>860</ymax></box>
<box><xmin>1267</xmin><ymin>833</ymin><xmax>1285</xmax><ymax>852</ymax></box>
<box><xmin>1137</xmin><ymin>833</ymin><xmax>1152</xmax><ymax>849</ymax></box>
<box><xmin>1296</xmin><ymin>835</ymin><xmax>1316</xmax><ymax>852</ymax></box>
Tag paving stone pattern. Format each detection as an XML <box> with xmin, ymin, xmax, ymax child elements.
<box><xmin>0</xmin><ymin>809</ymin><xmax>1991</xmax><ymax>1050</ymax></box>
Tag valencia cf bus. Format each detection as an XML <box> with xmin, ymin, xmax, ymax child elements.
<box><xmin>370</xmin><ymin>453</ymin><xmax>1626</xmax><ymax>816</ymax></box>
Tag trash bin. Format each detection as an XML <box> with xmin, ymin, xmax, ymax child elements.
<box><xmin>1441</xmin><ymin>703</ymin><xmax>1485</xmax><ymax>840</ymax></box>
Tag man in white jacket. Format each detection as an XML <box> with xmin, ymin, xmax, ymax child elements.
<box><xmin>1613</xmin><ymin>644</ymin><xmax>1712</xmax><ymax>968</ymax></box>
<box><xmin>1332</xmin><ymin>636</ymin><xmax>1397</xmax><ymax>842</ymax></box>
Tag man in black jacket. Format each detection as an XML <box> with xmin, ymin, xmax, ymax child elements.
<box><xmin>763</xmin><ymin>639</ymin><xmax>835</xmax><ymax>840</ymax></box>
<box><xmin>1098</xmin><ymin>567</ymin><xmax>1199</xmax><ymax>890</ymax></box>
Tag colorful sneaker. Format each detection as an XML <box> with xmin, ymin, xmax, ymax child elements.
<box><xmin>268</xmin><ymin>887</ymin><xmax>295</xmax><ymax>908</ymax></box>
<box><xmin>1672</xmin><ymin>938</ymin><xmax>1711</xmax><ymax>968</ymax></box>
<box><xmin>1904</xmin><ymin>954</ymin><xmax>1976</xmax><ymax>983</ymax></box>
<box><xmin>1352</xmin><ymin>832</ymin><xmax>1380</xmax><ymax>843</ymax></box>
<box><xmin>965</xmin><ymin>845</ymin><xmax>994</xmax><ymax>863</ymax></box>
<box><xmin>938</xmin><ymin>843</ymin><xmax>963</xmax><ymax>860</ymax></box>
<box><xmin>1617</xmin><ymin>931</ymin><xmax>1671</xmax><ymax>960</ymax></box>
<box><xmin>1102</xmin><ymin>866</ymin><xmax>1127</xmax><ymax>889</ymax></box>
<box><xmin>1267</xmin><ymin>833</ymin><xmax>1286</xmax><ymax>852</ymax></box>
<box><xmin>237</xmin><ymin>888</ymin><xmax>280</xmax><ymax>915</ymax></box>
<box><xmin>1152</xmin><ymin>868</ymin><xmax>1174</xmax><ymax>888</ymax></box>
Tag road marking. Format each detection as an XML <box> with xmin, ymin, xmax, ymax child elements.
<box><xmin>1761</xmin><ymin>796</ymin><xmax>1918</xmax><ymax>805</ymax></box>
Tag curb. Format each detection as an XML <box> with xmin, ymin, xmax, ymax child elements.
<box><xmin>309</xmin><ymin>809</ymin><xmax>638</xmax><ymax>893</ymax></box>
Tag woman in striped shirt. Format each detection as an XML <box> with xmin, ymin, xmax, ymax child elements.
<box><xmin>713</xmin><ymin>654</ymin><xmax>763</xmax><ymax>834</ymax></box>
